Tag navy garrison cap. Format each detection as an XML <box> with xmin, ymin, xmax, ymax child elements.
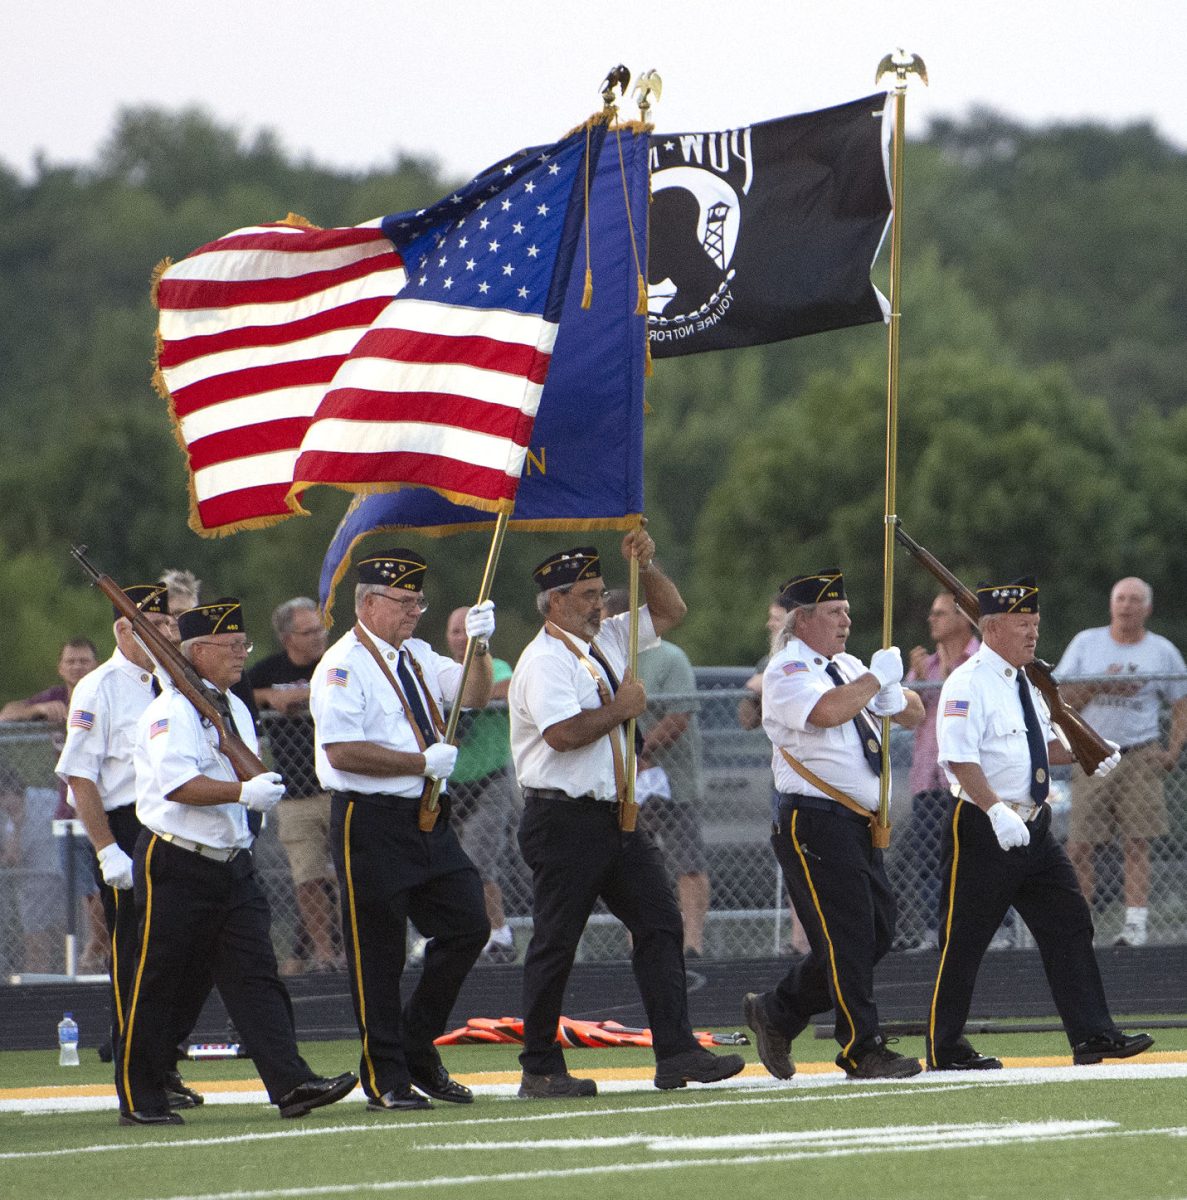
<box><xmin>356</xmin><ymin>549</ymin><xmax>427</xmax><ymax>592</ymax></box>
<box><xmin>778</xmin><ymin>569</ymin><xmax>846</xmax><ymax>608</ymax></box>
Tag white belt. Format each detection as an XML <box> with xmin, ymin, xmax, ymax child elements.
<box><xmin>159</xmin><ymin>832</ymin><xmax>244</xmax><ymax>863</ymax></box>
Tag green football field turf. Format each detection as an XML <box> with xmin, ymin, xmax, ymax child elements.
<box><xmin>3</xmin><ymin>1025</ymin><xmax>1186</xmax><ymax>1200</ymax></box>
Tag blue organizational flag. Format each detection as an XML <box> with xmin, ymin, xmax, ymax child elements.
<box><xmin>319</xmin><ymin>125</ymin><xmax>650</xmax><ymax>619</ymax></box>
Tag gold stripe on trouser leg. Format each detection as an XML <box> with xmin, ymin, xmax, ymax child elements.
<box><xmin>342</xmin><ymin>801</ymin><xmax>380</xmax><ymax>1097</ymax></box>
<box><xmin>789</xmin><ymin>810</ymin><xmax>859</xmax><ymax>1061</ymax></box>
<box><xmin>112</xmin><ymin>889</ymin><xmax>125</xmax><ymax>1033</ymax></box>
<box><xmin>927</xmin><ymin>801</ymin><xmax>963</xmax><ymax>1067</ymax></box>
<box><xmin>120</xmin><ymin>836</ymin><xmax>158</xmax><ymax>1109</ymax></box>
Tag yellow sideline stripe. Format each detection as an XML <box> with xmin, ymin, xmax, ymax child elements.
<box><xmin>4</xmin><ymin>1053</ymin><xmax>1187</xmax><ymax>1101</ymax></box>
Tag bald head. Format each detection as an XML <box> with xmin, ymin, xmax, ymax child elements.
<box><xmin>446</xmin><ymin>606</ymin><xmax>470</xmax><ymax>661</ymax></box>
<box><xmin>1110</xmin><ymin>577</ymin><xmax>1153</xmax><ymax>642</ymax></box>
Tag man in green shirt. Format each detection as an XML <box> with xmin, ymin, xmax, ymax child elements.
<box><xmin>605</xmin><ymin>592</ymin><xmax>710</xmax><ymax>957</ymax></box>
<box><xmin>446</xmin><ymin>607</ymin><xmax>518</xmax><ymax>963</ymax></box>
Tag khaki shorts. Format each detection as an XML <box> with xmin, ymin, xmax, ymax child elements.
<box><xmin>276</xmin><ymin>793</ymin><xmax>334</xmax><ymax>885</ymax></box>
<box><xmin>1068</xmin><ymin>742</ymin><xmax>1168</xmax><ymax>844</ymax></box>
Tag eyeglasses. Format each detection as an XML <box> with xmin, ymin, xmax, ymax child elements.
<box><xmin>192</xmin><ymin>640</ymin><xmax>253</xmax><ymax>655</ymax></box>
<box><xmin>288</xmin><ymin>626</ymin><xmax>327</xmax><ymax>639</ymax></box>
<box><xmin>375</xmin><ymin>592</ymin><xmax>429</xmax><ymax>615</ymax></box>
<box><xmin>566</xmin><ymin>587</ymin><xmax>611</xmax><ymax>604</ymax></box>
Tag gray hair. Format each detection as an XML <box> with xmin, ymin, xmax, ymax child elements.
<box><xmin>272</xmin><ymin>596</ymin><xmax>318</xmax><ymax>639</ymax></box>
<box><xmin>773</xmin><ymin>604</ymin><xmax>813</xmax><ymax>654</ymax></box>
<box><xmin>161</xmin><ymin>568</ymin><xmax>200</xmax><ymax>612</ymax></box>
<box><xmin>537</xmin><ymin>586</ymin><xmax>569</xmax><ymax>618</ymax></box>
<box><xmin>355</xmin><ymin>582</ymin><xmax>391</xmax><ymax>615</ymax></box>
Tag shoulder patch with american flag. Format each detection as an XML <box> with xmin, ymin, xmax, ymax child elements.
<box><xmin>781</xmin><ymin>660</ymin><xmax>810</xmax><ymax>675</ymax></box>
<box><xmin>68</xmin><ymin>709</ymin><xmax>95</xmax><ymax>730</ymax></box>
<box><xmin>326</xmin><ymin>666</ymin><xmax>350</xmax><ymax>687</ymax></box>
<box><xmin>943</xmin><ymin>699</ymin><xmax>970</xmax><ymax>718</ymax></box>
<box><xmin>149</xmin><ymin>718</ymin><xmax>170</xmax><ymax>738</ymax></box>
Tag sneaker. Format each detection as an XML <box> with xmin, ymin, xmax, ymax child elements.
<box><xmin>654</xmin><ymin>1048</ymin><xmax>745</xmax><ymax>1090</ymax></box>
<box><xmin>1114</xmin><ymin>920</ymin><xmax>1148</xmax><ymax>947</ymax></box>
<box><xmin>743</xmin><ymin>992</ymin><xmax>795</xmax><ymax>1079</ymax></box>
<box><xmin>1072</xmin><ymin>1031</ymin><xmax>1154</xmax><ymax>1065</ymax></box>
<box><xmin>518</xmin><ymin>1071</ymin><xmax>597</xmax><ymax>1099</ymax></box>
<box><xmin>481</xmin><ymin>939</ymin><xmax>518</xmax><ymax>964</ymax></box>
<box><xmin>837</xmin><ymin>1037</ymin><xmax>922</xmax><ymax>1079</ymax></box>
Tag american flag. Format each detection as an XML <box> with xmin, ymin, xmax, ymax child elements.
<box><xmin>154</xmin><ymin>122</ymin><xmax>605</xmax><ymax>536</ymax></box>
<box><xmin>149</xmin><ymin>718</ymin><xmax>170</xmax><ymax>739</ymax></box>
<box><xmin>154</xmin><ymin>223</ymin><xmax>406</xmax><ymax>534</ymax></box>
<box><xmin>68</xmin><ymin>709</ymin><xmax>95</xmax><ymax>730</ymax></box>
<box><xmin>326</xmin><ymin>666</ymin><xmax>350</xmax><ymax>688</ymax></box>
<box><xmin>943</xmin><ymin>699</ymin><xmax>970</xmax><ymax>719</ymax></box>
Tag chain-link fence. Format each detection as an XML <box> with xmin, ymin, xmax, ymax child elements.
<box><xmin>4</xmin><ymin>671</ymin><xmax>1187</xmax><ymax>977</ymax></box>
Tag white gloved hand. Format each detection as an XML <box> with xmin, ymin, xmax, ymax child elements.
<box><xmin>986</xmin><ymin>801</ymin><xmax>1030</xmax><ymax>850</ymax></box>
<box><xmin>868</xmin><ymin>646</ymin><xmax>904</xmax><ymax>688</ymax></box>
<box><xmin>465</xmin><ymin>600</ymin><xmax>496</xmax><ymax>643</ymax></box>
<box><xmin>97</xmin><ymin>842</ymin><xmax>134</xmax><ymax>890</ymax></box>
<box><xmin>1093</xmin><ymin>740</ymin><xmax>1122</xmax><ymax>778</ymax></box>
<box><xmin>422</xmin><ymin>742</ymin><xmax>459</xmax><ymax>781</ymax></box>
<box><xmin>870</xmin><ymin>682</ymin><xmax>908</xmax><ymax>717</ymax></box>
<box><xmin>239</xmin><ymin>771</ymin><xmax>285</xmax><ymax>812</ymax></box>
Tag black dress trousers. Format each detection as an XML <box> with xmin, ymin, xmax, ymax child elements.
<box><xmin>516</xmin><ymin>795</ymin><xmax>700</xmax><ymax>1076</ymax></box>
<box><xmin>118</xmin><ymin>832</ymin><xmax>316</xmax><ymax>1114</ymax></box>
<box><xmin>767</xmin><ymin>800</ymin><xmax>897</xmax><ymax>1067</ymax></box>
<box><xmin>330</xmin><ymin>793</ymin><xmax>488</xmax><ymax>1100</ymax></box>
<box><xmin>927</xmin><ymin>801</ymin><xmax>1116</xmax><ymax>1066</ymax></box>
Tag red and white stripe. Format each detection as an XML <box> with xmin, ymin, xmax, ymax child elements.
<box><xmin>154</xmin><ymin>221</ymin><xmax>406</xmax><ymax>534</ymax></box>
<box><xmin>291</xmin><ymin>296</ymin><xmax>558</xmax><ymax>510</ymax></box>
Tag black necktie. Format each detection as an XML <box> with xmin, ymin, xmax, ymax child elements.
<box><xmin>589</xmin><ymin>642</ymin><xmax>647</xmax><ymax>758</ymax></box>
<box><xmin>1017</xmin><ymin>670</ymin><xmax>1050</xmax><ymax>803</ymax></box>
<box><xmin>824</xmin><ymin>661</ymin><xmax>883</xmax><ymax>775</ymax></box>
<box><xmin>398</xmin><ymin>650</ymin><xmax>438</xmax><ymax>747</ymax></box>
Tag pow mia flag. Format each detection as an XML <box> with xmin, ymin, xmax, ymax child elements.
<box><xmin>647</xmin><ymin>94</ymin><xmax>892</xmax><ymax>358</ymax></box>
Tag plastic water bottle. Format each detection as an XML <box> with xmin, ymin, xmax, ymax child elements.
<box><xmin>57</xmin><ymin>1013</ymin><xmax>80</xmax><ymax>1067</ymax></box>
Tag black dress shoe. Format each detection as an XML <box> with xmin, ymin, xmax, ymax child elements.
<box><xmin>165</xmin><ymin>1070</ymin><xmax>205</xmax><ymax>1109</ymax></box>
<box><xmin>929</xmin><ymin>1049</ymin><xmax>1003</xmax><ymax>1071</ymax></box>
<box><xmin>278</xmin><ymin>1071</ymin><xmax>358</xmax><ymax>1118</ymax></box>
<box><xmin>1072</xmin><ymin>1031</ymin><xmax>1155</xmax><ymax>1065</ymax></box>
<box><xmin>366</xmin><ymin>1087</ymin><xmax>433</xmax><ymax>1112</ymax></box>
<box><xmin>518</xmin><ymin>1071</ymin><xmax>597</xmax><ymax>1098</ymax></box>
<box><xmin>119</xmin><ymin>1108</ymin><xmax>184</xmax><ymax>1127</ymax></box>
<box><xmin>409</xmin><ymin>1062</ymin><xmax>473</xmax><ymax>1104</ymax></box>
<box><xmin>654</xmin><ymin>1048</ymin><xmax>746</xmax><ymax>1090</ymax></box>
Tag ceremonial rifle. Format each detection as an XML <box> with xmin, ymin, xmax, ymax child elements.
<box><xmin>892</xmin><ymin>520</ymin><xmax>1111</xmax><ymax>775</ymax></box>
<box><xmin>70</xmin><ymin>545</ymin><xmax>266</xmax><ymax>782</ymax></box>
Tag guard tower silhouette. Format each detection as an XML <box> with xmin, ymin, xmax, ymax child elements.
<box><xmin>702</xmin><ymin>201</ymin><xmax>730</xmax><ymax>269</ymax></box>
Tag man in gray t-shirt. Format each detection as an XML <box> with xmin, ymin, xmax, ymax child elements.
<box><xmin>1055</xmin><ymin>577</ymin><xmax>1187</xmax><ymax>946</ymax></box>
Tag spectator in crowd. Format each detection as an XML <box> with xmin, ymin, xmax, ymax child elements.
<box><xmin>1</xmin><ymin>636</ymin><xmax>105</xmax><ymax>972</ymax></box>
<box><xmin>444</xmin><ymin>605</ymin><xmax>519</xmax><ymax>964</ymax></box>
<box><xmin>737</xmin><ymin>597</ymin><xmax>791</xmax><ymax>731</ymax></box>
<box><xmin>1056</xmin><ymin>576</ymin><xmax>1187</xmax><ymax>946</ymax></box>
<box><xmin>901</xmin><ymin>592</ymin><xmax>980</xmax><ymax>951</ymax></box>
<box><xmin>604</xmin><ymin>590</ymin><xmax>710</xmax><ymax>958</ymax></box>
<box><xmin>249</xmin><ymin>598</ymin><xmax>342</xmax><ymax>974</ymax></box>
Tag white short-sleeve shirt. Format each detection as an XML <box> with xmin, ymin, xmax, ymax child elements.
<box><xmin>509</xmin><ymin>608</ymin><xmax>658</xmax><ymax>801</ymax></box>
<box><xmin>134</xmin><ymin>684</ymin><xmax>259</xmax><ymax>850</ymax></box>
<box><xmin>938</xmin><ymin>644</ymin><xmax>1054</xmax><ymax>805</ymax></box>
<box><xmin>309</xmin><ymin>622</ymin><xmax>462</xmax><ymax>796</ymax></box>
<box><xmin>762</xmin><ymin>639</ymin><xmax>883</xmax><ymax>811</ymax></box>
<box><xmin>55</xmin><ymin>649</ymin><xmax>159</xmax><ymax>813</ymax></box>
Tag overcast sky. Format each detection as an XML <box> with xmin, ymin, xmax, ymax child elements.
<box><xmin>7</xmin><ymin>0</ymin><xmax>1183</xmax><ymax>183</ymax></box>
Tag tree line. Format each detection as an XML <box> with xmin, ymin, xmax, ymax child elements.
<box><xmin>1</xmin><ymin>105</ymin><xmax>1185</xmax><ymax>699</ymax></box>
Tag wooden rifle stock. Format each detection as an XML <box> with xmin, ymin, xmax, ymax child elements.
<box><xmin>70</xmin><ymin>545</ymin><xmax>265</xmax><ymax>782</ymax></box>
<box><xmin>891</xmin><ymin>520</ymin><xmax>1111</xmax><ymax>775</ymax></box>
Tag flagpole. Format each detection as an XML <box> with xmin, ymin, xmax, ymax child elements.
<box><xmin>421</xmin><ymin>510</ymin><xmax>510</xmax><ymax>827</ymax></box>
<box><xmin>616</xmin><ymin>70</ymin><xmax>661</xmax><ymax>836</ymax></box>
<box><xmin>874</xmin><ymin>49</ymin><xmax>927</xmax><ymax>846</ymax></box>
